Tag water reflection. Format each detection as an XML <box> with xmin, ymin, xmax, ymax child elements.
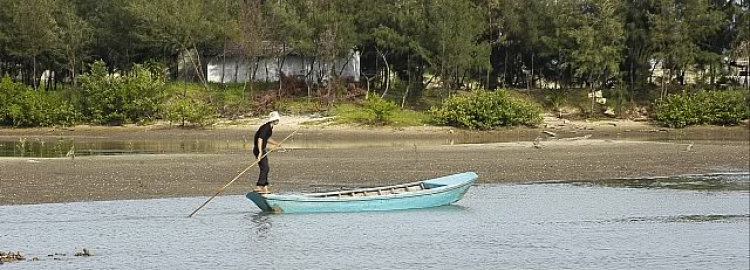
<box><xmin>613</xmin><ymin>214</ymin><xmax>750</xmax><ymax>223</ymax></box>
<box><xmin>1</xmin><ymin>128</ymin><xmax>747</xmax><ymax>158</ymax></box>
<box><xmin>551</xmin><ymin>172</ymin><xmax>750</xmax><ymax>192</ymax></box>
<box><xmin>0</xmin><ymin>138</ymin><xmax>250</xmax><ymax>158</ymax></box>
<box><xmin>248</xmin><ymin>213</ymin><xmax>273</xmax><ymax>237</ymax></box>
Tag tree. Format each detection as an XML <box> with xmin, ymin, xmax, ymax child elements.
<box><xmin>567</xmin><ymin>0</ymin><xmax>625</xmax><ymax>90</ymax></box>
<box><xmin>75</xmin><ymin>0</ymin><xmax>147</xmax><ymax>71</ymax></box>
<box><xmin>734</xmin><ymin>0</ymin><xmax>750</xmax><ymax>89</ymax></box>
<box><xmin>238</xmin><ymin>0</ymin><xmax>268</xmax><ymax>94</ymax></box>
<box><xmin>4</xmin><ymin>0</ymin><xmax>57</xmax><ymax>89</ymax></box>
<box><xmin>299</xmin><ymin>0</ymin><xmax>357</xmax><ymax>104</ymax></box>
<box><xmin>562</xmin><ymin>0</ymin><xmax>625</xmax><ymax>115</ymax></box>
<box><xmin>53</xmin><ymin>0</ymin><xmax>92</xmax><ymax>86</ymax></box>
<box><xmin>650</xmin><ymin>0</ymin><xmax>724</xmax><ymax>96</ymax></box>
<box><xmin>265</xmin><ymin>0</ymin><xmax>316</xmax><ymax>98</ymax></box>
<box><xmin>128</xmin><ymin>0</ymin><xmax>225</xmax><ymax>90</ymax></box>
<box><xmin>425</xmin><ymin>0</ymin><xmax>489</xmax><ymax>93</ymax></box>
<box><xmin>0</xmin><ymin>0</ymin><xmax>10</xmax><ymax>77</ymax></box>
<box><xmin>621</xmin><ymin>0</ymin><xmax>657</xmax><ymax>94</ymax></box>
<box><xmin>684</xmin><ymin>0</ymin><xmax>726</xmax><ymax>87</ymax></box>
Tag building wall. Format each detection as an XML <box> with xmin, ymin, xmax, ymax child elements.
<box><xmin>206</xmin><ymin>51</ymin><xmax>360</xmax><ymax>83</ymax></box>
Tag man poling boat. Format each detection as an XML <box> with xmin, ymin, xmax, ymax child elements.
<box><xmin>252</xmin><ymin>111</ymin><xmax>283</xmax><ymax>194</ymax></box>
<box><xmin>187</xmin><ymin>118</ymin><xmax>300</xmax><ymax>218</ymax></box>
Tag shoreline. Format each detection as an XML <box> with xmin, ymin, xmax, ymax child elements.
<box><xmin>0</xmin><ymin>116</ymin><xmax>747</xmax><ymax>141</ymax></box>
<box><xmin>0</xmin><ymin>118</ymin><xmax>748</xmax><ymax>206</ymax></box>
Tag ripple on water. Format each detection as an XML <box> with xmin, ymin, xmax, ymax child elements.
<box><xmin>552</xmin><ymin>172</ymin><xmax>750</xmax><ymax>192</ymax></box>
<box><xmin>0</xmin><ymin>178</ymin><xmax>748</xmax><ymax>270</ymax></box>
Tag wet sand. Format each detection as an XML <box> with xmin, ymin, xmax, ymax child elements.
<box><xmin>0</xmin><ymin>121</ymin><xmax>748</xmax><ymax>205</ymax></box>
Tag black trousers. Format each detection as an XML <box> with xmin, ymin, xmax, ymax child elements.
<box><xmin>255</xmin><ymin>153</ymin><xmax>270</xmax><ymax>187</ymax></box>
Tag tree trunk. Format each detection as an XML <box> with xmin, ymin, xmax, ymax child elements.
<box><xmin>46</xmin><ymin>71</ymin><xmax>53</xmax><ymax>91</ymax></box>
<box><xmin>221</xmin><ymin>44</ymin><xmax>227</xmax><ymax>87</ymax></box>
<box><xmin>402</xmin><ymin>57</ymin><xmax>411</xmax><ymax>108</ymax></box>
<box><xmin>376</xmin><ymin>48</ymin><xmax>390</xmax><ymax>98</ymax></box>
<box><xmin>304</xmin><ymin>56</ymin><xmax>317</xmax><ymax>104</ymax></box>
<box><xmin>71</xmin><ymin>57</ymin><xmax>77</xmax><ymax>86</ymax></box>
<box><xmin>185</xmin><ymin>44</ymin><xmax>210</xmax><ymax>95</ymax></box>
<box><xmin>709</xmin><ymin>61</ymin><xmax>715</xmax><ymax>88</ymax></box>
<box><xmin>233</xmin><ymin>59</ymin><xmax>239</xmax><ymax>83</ymax></box>
<box><xmin>33</xmin><ymin>55</ymin><xmax>37</xmax><ymax>90</ymax></box>
<box><xmin>220</xmin><ymin>0</ymin><xmax>228</xmax><ymax>89</ymax></box>
<box><xmin>277</xmin><ymin>45</ymin><xmax>288</xmax><ymax>97</ymax></box>
<box><xmin>530</xmin><ymin>52</ymin><xmax>534</xmax><ymax>90</ymax></box>
<box><xmin>503</xmin><ymin>48</ymin><xmax>513</xmax><ymax>87</ymax></box>
<box><xmin>489</xmin><ymin>46</ymin><xmax>501</xmax><ymax>90</ymax></box>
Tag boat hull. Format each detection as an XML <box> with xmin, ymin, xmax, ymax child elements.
<box><xmin>246</xmin><ymin>172</ymin><xmax>477</xmax><ymax>214</ymax></box>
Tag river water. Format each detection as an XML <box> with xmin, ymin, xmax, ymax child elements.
<box><xmin>1</xmin><ymin>173</ymin><xmax>748</xmax><ymax>269</ymax></box>
<box><xmin>1</xmin><ymin>127</ymin><xmax>747</xmax><ymax>157</ymax></box>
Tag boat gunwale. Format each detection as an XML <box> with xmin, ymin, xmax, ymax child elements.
<box><xmin>262</xmin><ymin>178</ymin><xmax>475</xmax><ymax>203</ymax></box>
<box><xmin>307</xmin><ymin>180</ymin><xmax>430</xmax><ymax>197</ymax></box>
<box><xmin>289</xmin><ymin>172</ymin><xmax>478</xmax><ymax>198</ymax></box>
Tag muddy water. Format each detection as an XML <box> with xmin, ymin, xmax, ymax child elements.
<box><xmin>1</xmin><ymin>128</ymin><xmax>747</xmax><ymax>158</ymax></box>
<box><xmin>1</xmin><ymin>174</ymin><xmax>748</xmax><ymax>269</ymax></box>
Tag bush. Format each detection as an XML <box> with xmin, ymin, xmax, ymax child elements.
<box><xmin>364</xmin><ymin>96</ymin><xmax>398</xmax><ymax>124</ymax></box>
<box><xmin>78</xmin><ymin>61</ymin><xmax>165</xmax><ymax>125</ymax></box>
<box><xmin>655</xmin><ymin>90</ymin><xmax>750</xmax><ymax>128</ymax></box>
<box><xmin>163</xmin><ymin>95</ymin><xmax>217</xmax><ymax>127</ymax></box>
<box><xmin>0</xmin><ymin>76</ymin><xmax>77</xmax><ymax>127</ymax></box>
<box><xmin>430</xmin><ymin>89</ymin><xmax>543</xmax><ymax>130</ymax></box>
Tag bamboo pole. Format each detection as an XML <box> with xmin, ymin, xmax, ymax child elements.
<box><xmin>188</xmin><ymin>127</ymin><xmax>301</xmax><ymax>218</ymax></box>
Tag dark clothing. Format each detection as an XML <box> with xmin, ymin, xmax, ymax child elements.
<box><xmin>253</xmin><ymin>122</ymin><xmax>273</xmax><ymax>154</ymax></box>
<box><xmin>253</xmin><ymin>122</ymin><xmax>273</xmax><ymax>187</ymax></box>
<box><xmin>256</xmin><ymin>155</ymin><xmax>269</xmax><ymax>186</ymax></box>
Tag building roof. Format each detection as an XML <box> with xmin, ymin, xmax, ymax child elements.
<box><xmin>204</xmin><ymin>41</ymin><xmax>298</xmax><ymax>57</ymax></box>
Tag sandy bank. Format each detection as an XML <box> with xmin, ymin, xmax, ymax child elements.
<box><xmin>0</xmin><ymin>116</ymin><xmax>748</xmax><ymax>205</ymax></box>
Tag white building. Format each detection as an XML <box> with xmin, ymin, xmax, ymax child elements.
<box><xmin>179</xmin><ymin>43</ymin><xmax>360</xmax><ymax>84</ymax></box>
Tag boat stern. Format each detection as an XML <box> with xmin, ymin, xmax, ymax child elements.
<box><xmin>246</xmin><ymin>192</ymin><xmax>274</xmax><ymax>212</ymax></box>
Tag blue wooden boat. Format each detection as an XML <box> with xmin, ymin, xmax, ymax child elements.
<box><xmin>246</xmin><ymin>172</ymin><xmax>478</xmax><ymax>214</ymax></box>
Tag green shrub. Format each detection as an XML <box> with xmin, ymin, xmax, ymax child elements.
<box><xmin>655</xmin><ymin>90</ymin><xmax>749</xmax><ymax>128</ymax></box>
<box><xmin>163</xmin><ymin>95</ymin><xmax>217</xmax><ymax>127</ymax></box>
<box><xmin>543</xmin><ymin>88</ymin><xmax>566</xmax><ymax>112</ymax></box>
<box><xmin>430</xmin><ymin>89</ymin><xmax>543</xmax><ymax>130</ymax></box>
<box><xmin>78</xmin><ymin>61</ymin><xmax>165</xmax><ymax>125</ymax></box>
<box><xmin>364</xmin><ymin>96</ymin><xmax>398</xmax><ymax>124</ymax></box>
<box><xmin>0</xmin><ymin>76</ymin><xmax>77</xmax><ymax>127</ymax></box>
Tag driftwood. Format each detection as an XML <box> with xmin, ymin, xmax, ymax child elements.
<box><xmin>542</xmin><ymin>131</ymin><xmax>558</xmax><ymax>137</ymax></box>
<box><xmin>558</xmin><ymin>134</ymin><xmax>592</xmax><ymax>141</ymax></box>
<box><xmin>0</xmin><ymin>251</ymin><xmax>25</xmax><ymax>263</ymax></box>
<box><xmin>74</xmin><ymin>248</ymin><xmax>93</xmax><ymax>257</ymax></box>
<box><xmin>0</xmin><ymin>248</ymin><xmax>93</xmax><ymax>264</ymax></box>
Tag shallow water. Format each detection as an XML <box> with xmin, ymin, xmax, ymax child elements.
<box><xmin>1</xmin><ymin>128</ymin><xmax>747</xmax><ymax>157</ymax></box>
<box><xmin>1</xmin><ymin>174</ymin><xmax>748</xmax><ymax>269</ymax></box>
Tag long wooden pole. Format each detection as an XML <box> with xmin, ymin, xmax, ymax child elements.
<box><xmin>188</xmin><ymin>127</ymin><xmax>301</xmax><ymax>218</ymax></box>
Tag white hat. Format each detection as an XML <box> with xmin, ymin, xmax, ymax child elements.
<box><xmin>265</xmin><ymin>111</ymin><xmax>281</xmax><ymax>124</ymax></box>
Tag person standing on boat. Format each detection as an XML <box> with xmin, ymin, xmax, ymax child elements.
<box><xmin>253</xmin><ymin>111</ymin><xmax>282</xmax><ymax>194</ymax></box>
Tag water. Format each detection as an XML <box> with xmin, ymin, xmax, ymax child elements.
<box><xmin>2</xmin><ymin>128</ymin><xmax>747</xmax><ymax>158</ymax></box>
<box><xmin>1</xmin><ymin>175</ymin><xmax>748</xmax><ymax>269</ymax></box>
<box><xmin>0</xmin><ymin>138</ymin><xmax>246</xmax><ymax>158</ymax></box>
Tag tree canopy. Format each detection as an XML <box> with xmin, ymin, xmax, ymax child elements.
<box><xmin>0</xmin><ymin>0</ymin><xmax>747</xmax><ymax>97</ymax></box>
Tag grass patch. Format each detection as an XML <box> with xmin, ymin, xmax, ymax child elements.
<box><xmin>332</xmin><ymin>103</ymin><xmax>432</xmax><ymax>126</ymax></box>
<box><xmin>274</xmin><ymin>97</ymin><xmax>327</xmax><ymax>115</ymax></box>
